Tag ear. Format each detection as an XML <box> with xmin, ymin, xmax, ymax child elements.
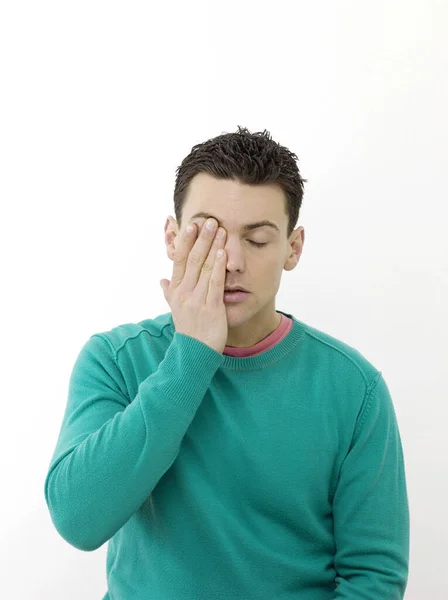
<box><xmin>284</xmin><ymin>226</ymin><xmax>305</xmax><ymax>272</ymax></box>
<box><xmin>164</xmin><ymin>216</ymin><xmax>180</xmax><ymax>261</ymax></box>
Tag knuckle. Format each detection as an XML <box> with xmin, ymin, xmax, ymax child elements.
<box><xmin>188</xmin><ymin>252</ymin><xmax>201</xmax><ymax>266</ymax></box>
<box><xmin>201</xmin><ymin>261</ymin><xmax>214</xmax><ymax>274</ymax></box>
<box><xmin>177</xmin><ymin>291</ymin><xmax>188</xmax><ymax>304</ymax></box>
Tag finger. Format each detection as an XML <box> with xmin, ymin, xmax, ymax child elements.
<box><xmin>183</xmin><ymin>218</ymin><xmax>219</xmax><ymax>291</ymax></box>
<box><xmin>207</xmin><ymin>244</ymin><xmax>227</xmax><ymax>305</ymax></box>
<box><xmin>195</xmin><ymin>226</ymin><xmax>226</xmax><ymax>301</ymax></box>
<box><xmin>170</xmin><ymin>220</ymin><xmax>199</xmax><ymax>288</ymax></box>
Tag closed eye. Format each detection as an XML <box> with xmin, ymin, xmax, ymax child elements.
<box><xmin>248</xmin><ymin>241</ymin><xmax>267</xmax><ymax>248</ymax></box>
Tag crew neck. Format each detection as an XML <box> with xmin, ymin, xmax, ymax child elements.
<box><xmin>168</xmin><ymin>310</ymin><xmax>305</xmax><ymax>372</ymax></box>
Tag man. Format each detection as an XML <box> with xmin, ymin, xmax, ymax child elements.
<box><xmin>44</xmin><ymin>126</ymin><xmax>410</xmax><ymax>599</ymax></box>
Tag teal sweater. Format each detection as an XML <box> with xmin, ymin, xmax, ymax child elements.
<box><xmin>44</xmin><ymin>310</ymin><xmax>409</xmax><ymax>599</ymax></box>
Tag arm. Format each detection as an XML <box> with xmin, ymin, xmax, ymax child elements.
<box><xmin>332</xmin><ymin>372</ymin><xmax>410</xmax><ymax>599</ymax></box>
<box><xmin>44</xmin><ymin>332</ymin><xmax>223</xmax><ymax>551</ymax></box>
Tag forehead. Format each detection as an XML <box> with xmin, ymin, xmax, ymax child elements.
<box><xmin>185</xmin><ymin>173</ymin><xmax>285</xmax><ymax>233</ymax></box>
<box><xmin>190</xmin><ymin>211</ymin><xmax>280</xmax><ymax>233</ymax></box>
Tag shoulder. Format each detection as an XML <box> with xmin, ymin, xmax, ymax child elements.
<box><xmin>296</xmin><ymin>318</ymin><xmax>381</xmax><ymax>387</ymax></box>
<box><xmin>90</xmin><ymin>311</ymin><xmax>174</xmax><ymax>356</ymax></box>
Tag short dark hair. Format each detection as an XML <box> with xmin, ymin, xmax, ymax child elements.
<box><xmin>173</xmin><ymin>126</ymin><xmax>307</xmax><ymax>238</ymax></box>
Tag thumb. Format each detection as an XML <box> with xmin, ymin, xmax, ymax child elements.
<box><xmin>160</xmin><ymin>278</ymin><xmax>169</xmax><ymax>296</ymax></box>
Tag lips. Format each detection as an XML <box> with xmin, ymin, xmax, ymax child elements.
<box><xmin>224</xmin><ymin>287</ymin><xmax>248</xmax><ymax>292</ymax></box>
<box><xmin>223</xmin><ymin>289</ymin><xmax>249</xmax><ymax>303</ymax></box>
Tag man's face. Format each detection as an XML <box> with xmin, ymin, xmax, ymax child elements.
<box><xmin>165</xmin><ymin>172</ymin><xmax>304</xmax><ymax>347</ymax></box>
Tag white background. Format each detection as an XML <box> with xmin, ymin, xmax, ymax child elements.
<box><xmin>1</xmin><ymin>1</ymin><xmax>447</xmax><ymax>598</ymax></box>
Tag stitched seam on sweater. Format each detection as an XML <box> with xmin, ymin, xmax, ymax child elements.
<box><xmin>91</xmin><ymin>333</ymin><xmax>130</xmax><ymax>399</ymax></box>
<box><xmin>111</xmin><ymin>322</ymin><xmax>173</xmax><ymax>358</ymax></box>
<box><xmin>353</xmin><ymin>370</ymin><xmax>383</xmax><ymax>439</ymax></box>
<box><xmin>303</xmin><ymin>329</ymin><xmax>376</xmax><ymax>387</ymax></box>
<box><xmin>331</xmin><ymin>370</ymin><xmax>383</xmax><ymax>499</ymax></box>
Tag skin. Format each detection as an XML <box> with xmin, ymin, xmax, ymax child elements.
<box><xmin>164</xmin><ymin>172</ymin><xmax>305</xmax><ymax>348</ymax></box>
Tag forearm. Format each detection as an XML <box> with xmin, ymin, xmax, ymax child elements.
<box><xmin>332</xmin><ymin>373</ymin><xmax>410</xmax><ymax>598</ymax></box>
<box><xmin>44</xmin><ymin>333</ymin><xmax>224</xmax><ymax>551</ymax></box>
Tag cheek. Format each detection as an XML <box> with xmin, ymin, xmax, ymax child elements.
<box><xmin>261</xmin><ymin>252</ymin><xmax>283</xmax><ymax>269</ymax></box>
<box><xmin>258</xmin><ymin>258</ymin><xmax>283</xmax><ymax>282</ymax></box>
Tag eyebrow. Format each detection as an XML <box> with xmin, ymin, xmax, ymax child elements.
<box><xmin>191</xmin><ymin>212</ymin><xmax>280</xmax><ymax>233</ymax></box>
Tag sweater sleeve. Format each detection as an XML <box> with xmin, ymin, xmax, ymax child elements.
<box><xmin>44</xmin><ymin>332</ymin><xmax>224</xmax><ymax>552</ymax></box>
<box><xmin>332</xmin><ymin>372</ymin><xmax>410</xmax><ymax>599</ymax></box>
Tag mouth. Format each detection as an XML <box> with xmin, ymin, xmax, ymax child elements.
<box><xmin>223</xmin><ymin>289</ymin><xmax>250</xmax><ymax>302</ymax></box>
